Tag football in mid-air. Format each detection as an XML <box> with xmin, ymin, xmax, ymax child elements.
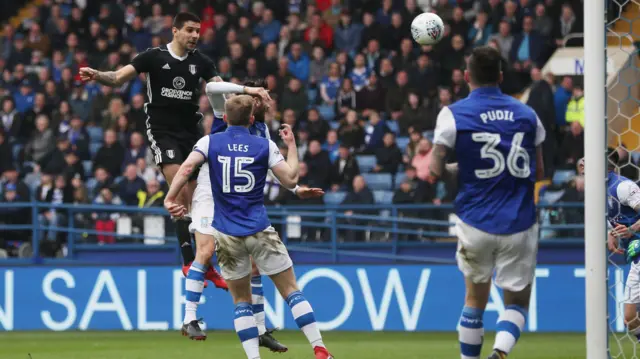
<box><xmin>411</xmin><ymin>12</ymin><xmax>445</xmax><ymax>46</ymax></box>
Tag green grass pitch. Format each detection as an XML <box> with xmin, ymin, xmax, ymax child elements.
<box><xmin>0</xmin><ymin>331</ymin><xmax>617</xmax><ymax>359</ymax></box>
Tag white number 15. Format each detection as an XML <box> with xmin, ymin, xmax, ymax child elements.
<box><xmin>217</xmin><ymin>156</ymin><xmax>255</xmax><ymax>193</ymax></box>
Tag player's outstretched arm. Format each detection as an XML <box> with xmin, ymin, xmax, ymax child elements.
<box><xmin>79</xmin><ymin>65</ymin><xmax>138</xmax><ymax>87</ymax></box>
<box><xmin>164</xmin><ymin>151</ymin><xmax>205</xmax><ymax>217</ymax></box>
<box><xmin>205</xmin><ymin>81</ymin><xmax>271</xmax><ymax>103</ymax></box>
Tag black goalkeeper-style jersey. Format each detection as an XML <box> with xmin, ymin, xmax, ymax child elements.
<box><xmin>131</xmin><ymin>44</ymin><xmax>217</xmax><ymax>121</ymax></box>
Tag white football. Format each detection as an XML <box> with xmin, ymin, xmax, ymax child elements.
<box><xmin>411</xmin><ymin>12</ymin><xmax>445</xmax><ymax>46</ymax></box>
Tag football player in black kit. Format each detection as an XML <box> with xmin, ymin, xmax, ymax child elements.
<box><xmin>79</xmin><ymin>12</ymin><xmax>267</xmax><ymax>295</ymax></box>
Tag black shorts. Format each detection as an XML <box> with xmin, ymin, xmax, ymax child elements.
<box><xmin>145</xmin><ymin>113</ymin><xmax>203</xmax><ymax>167</ymax></box>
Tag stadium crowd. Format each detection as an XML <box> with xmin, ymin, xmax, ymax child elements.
<box><xmin>0</xmin><ymin>0</ymin><xmax>590</xmax><ymax>253</ymax></box>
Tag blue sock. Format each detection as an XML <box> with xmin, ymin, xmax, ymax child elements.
<box><xmin>251</xmin><ymin>276</ymin><xmax>266</xmax><ymax>335</ymax></box>
<box><xmin>286</xmin><ymin>291</ymin><xmax>325</xmax><ymax>348</ymax></box>
<box><xmin>183</xmin><ymin>260</ymin><xmax>206</xmax><ymax>324</ymax></box>
<box><xmin>234</xmin><ymin>302</ymin><xmax>260</xmax><ymax>359</ymax></box>
<box><xmin>458</xmin><ymin>306</ymin><xmax>484</xmax><ymax>359</ymax></box>
<box><xmin>494</xmin><ymin>305</ymin><xmax>527</xmax><ymax>355</ymax></box>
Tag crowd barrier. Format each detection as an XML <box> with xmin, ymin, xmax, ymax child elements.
<box><xmin>0</xmin><ymin>202</ymin><xmax>588</xmax><ymax>264</ymax></box>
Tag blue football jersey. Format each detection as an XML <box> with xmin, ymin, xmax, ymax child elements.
<box><xmin>607</xmin><ymin>171</ymin><xmax>640</xmax><ymax>252</ymax></box>
<box><xmin>193</xmin><ymin>126</ymin><xmax>284</xmax><ymax>236</ymax></box>
<box><xmin>433</xmin><ymin>87</ymin><xmax>546</xmax><ymax>235</ymax></box>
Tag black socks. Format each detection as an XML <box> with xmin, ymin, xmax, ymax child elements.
<box><xmin>175</xmin><ymin>217</ymin><xmax>195</xmax><ymax>265</ymax></box>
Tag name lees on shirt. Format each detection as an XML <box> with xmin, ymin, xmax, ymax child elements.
<box><xmin>228</xmin><ymin>144</ymin><xmax>249</xmax><ymax>152</ymax></box>
<box><xmin>479</xmin><ymin>110</ymin><xmax>514</xmax><ymax>124</ymax></box>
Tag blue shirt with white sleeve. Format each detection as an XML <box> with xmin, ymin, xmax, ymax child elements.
<box><xmin>433</xmin><ymin>87</ymin><xmax>546</xmax><ymax>235</ymax></box>
<box><xmin>193</xmin><ymin>126</ymin><xmax>284</xmax><ymax>236</ymax></box>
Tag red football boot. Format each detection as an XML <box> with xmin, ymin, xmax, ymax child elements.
<box><xmin>205</xmin><ymin>266</ymin><xmax>228</xmax><ymax>291</ymax></box>
<box><xmin>182</xmin><ymin>263</ymin><xmax>208</xmax><ymax>288</ymax></box>
<box><xmin>314</xmin><ymin>346</ymin><xmax>334</xmax><ymax>359</ymax></box>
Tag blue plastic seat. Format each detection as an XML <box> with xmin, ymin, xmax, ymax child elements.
<box><xmin>552</xmin><ymin>170</ymin><xmax>576</xmax><ymax>185</ymax></box>
<box><xmin>373</xmin><ymin>190</ymin><xmax>394</xmax><ymax>204</ymax></box>
<box><xmin>396</xmin><ymin>136</ymin><xmax>410</xmax><ymax>150</ymax></box>
<box><xmin>362</xmin><ymin>173</ymin><xmax>393</xmax><ymax>190</ymax></box>
<box><xmin>324</xmin><ymin>191</ymin><xmax>347</xmax><ymax>205</ymax></box>
<box><xmin>356</xmin><ymin>155</ymin><xmax>377</xmax><ymax>173</ymax></box>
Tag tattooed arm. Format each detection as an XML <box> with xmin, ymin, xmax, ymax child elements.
<box><xmin>429</xmin><ymin>143</ymin><xmax>458</xmax><ymax>181</ymax></box>
<box><xmin>430</xmin><ymin>106</ymin><xmax>458</xmax><ymax>181</ymax></box>
<box><xmin>79</xmin><ymin>65</ymin><xmax>138</xmax><ymax>87</ymax></box>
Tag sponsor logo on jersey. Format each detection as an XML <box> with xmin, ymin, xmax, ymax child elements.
<box><xmin>189</xmin><ymin>64</ymin><xmax>196</xmax><ymax>75</ymax></box>
<box><xmin>166</xmin><ymin>150</ymin><xmax>175</xmax><ymax>159</ymax></box>
<box><xmin>160</xmin><ymin>87</ymin><xmax>193</xmax><ymax>100</ymax></box>
<box><xmin>173</xmin><ymin>76</ymin><xmax>185</xmax><ymax>89</ymax></box>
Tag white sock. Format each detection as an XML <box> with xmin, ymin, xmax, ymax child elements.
<box><xmin>183</xmin><ymin>261</ymin><xmax>206</xmax><ymax>324</ymax></box>
<box><xmin>494</xmin><ymin>305</ymin><xmax>527</xmax><ymax>355</ymax></box>
<box><xmin>251</xmin><ymin>276</ymin><xmax>266</xmax><ymax>335</ymax></box>
<box><xmin>286</xmin><ymin>291</ymin><xmax>325</xmax><ymax>348</ymax></box>
<box><xmin>235</xmin><ymin>302</ymin><xmax>260</xmax><ymax>359</ymax></box>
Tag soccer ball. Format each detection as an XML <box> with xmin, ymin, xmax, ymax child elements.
<box><xmin>411</xmin><ymin>12</ymin><xmax>445</xmax><ymax>46</ymax></box>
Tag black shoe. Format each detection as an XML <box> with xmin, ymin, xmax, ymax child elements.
<box><xmin>259</xmin><ymin>328</ymin><xmax>288</xmax><ymax>353</ymax></box>
<box><xmin>487</xmin><ymin>350</ymin><xmax>507</xmax><ymax>359</ymax></box>
<box><xmin>181</xmin><ymin>319</ymin><xmax>206</xmax><ymax>341</ymax></box>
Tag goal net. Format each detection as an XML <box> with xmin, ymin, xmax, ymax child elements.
<box><xmin>600</xmin><ymin>1</ymin><xmax>640</xmax><ymax>358</ymax></box>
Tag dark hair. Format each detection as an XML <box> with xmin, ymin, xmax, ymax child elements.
<box><xmin>173</xmin><ymin>12</ymin><xmax>201</xmax><ymax>29</ymax></box>
<box><xmin>243</xmin><ymin>78</ymin><xmax>267</xmax><ymax>88</ymax></box>
<box><xmin>468</xmin><ymin>46</ymin><xmax>502</xmax><ymax>86</ymax></box>
<box><xmin>608</xmin><ymin>147</ymin><xmax>620</xmax><ymax>170</ymax></box>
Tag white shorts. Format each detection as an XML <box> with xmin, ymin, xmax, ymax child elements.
<box><xmin>189</xmin><ymin>183</ymin><xmax>215</xmax><ymax>236</ymax></box>
<box><xmin>455</xmin><ymin>220</ymin><xmax>539</xmax><ymax>292</ymax></box>
<box><xmin>625</xmin><ymin>261</ymin><xmax>640</xmax><ymax>304</ymax></box>
<box><xmin>213</xmin><ymin>226</ymin><xmax>293</xmax><ymax>281</ymax></box>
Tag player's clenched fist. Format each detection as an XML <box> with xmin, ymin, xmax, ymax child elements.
<box><xmin>164</xmin><ymin>199</ymin><xmax>187</xmax><ymax>218</ymax></box>
<box><xmin>279</xmin><ymin>124</ymin><xmax>295</xmax><ymax>145</ymax></box>
<box><xmin>79</xmin><ymin>67</ymin><xmax>98</xmax><ymax>81</ymax></box>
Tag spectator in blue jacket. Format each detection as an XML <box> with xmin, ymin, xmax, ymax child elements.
<box><xmin>509</xmin><ymin>16</ymin><xmax>544</xmax><ymax>71</ymax></box>
<box><xmin>128</xmin><ymin>16</ymin><xmax>152</xmax><ymax>52</ymax></box>
<box><xmin>467</xmin><ymin>12</ymin><xmax>493</xmax><ymax>48</ymax></box>
<box><xmin>118</xmin><ymin>163</ymin><xmax>146</xmax><ymax>206</ymax></box>
<box><xmin>554</xmin><ymin>76</ymin><xmax>573</xmax><ymax>127</ymax></box>
<box><xmin>254</xmin><ymin>9</ymin><xmax>281</xmax><ymax>44</ymax></box>
<box><xmin>13</xmin><ymin>80</ymin><xmax>34</xmax><ymax>113</ymax></box>
<box><xmin>334</xmin><ymin>10</ymin><xmax>362</xmax><ymax>56</ymax></box>
<box><xmin>287</xmin><ymin>42</ymin><xmax>310</xmax><ymax>82</ymax></box>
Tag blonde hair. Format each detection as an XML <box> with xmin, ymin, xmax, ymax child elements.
<box><xmin>224</xmin><ymin>95</ymin><xmax>254</xmax><ymax>126</ymax></box>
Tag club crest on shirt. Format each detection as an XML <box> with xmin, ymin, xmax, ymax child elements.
<box><xmin>172</xmin><ymin>76</ymin><xmax>185</xmax><ymax>90</ymax></box>
<box><xmin>166</xmin><ymin>150</ymin><xmax>175</xmax><ymax>159</ymax></box>
<box><xmin>201</xmin><ymin>217</ymin><xmax>210</xmax><ymax>228</ymax></box>
<box><xmin>189</xmin><ymin>64</ymin><xmax>196</xmax><ymax>75</ymax></box>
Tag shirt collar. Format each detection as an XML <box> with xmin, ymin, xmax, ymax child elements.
<box><xmin>226</xmin><ymin>126</ymin><xmax>250</xmax><ymax>133</ymax></box>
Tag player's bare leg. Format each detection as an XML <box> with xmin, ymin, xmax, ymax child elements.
<box><xmin>459</xmin><ymin>277</ymin><xmax>491</xmax><ymax>359</ymax></box>
<box><xmin>228</xmin><ymin>274</ymin><xmax>262</xmax><ymax>359</ymax></box>
<box><xmin>250</xmin><ymin>260</ymin><xmax>288</xmax><ymax>352</ymax></box>
<box><xmin>624</xmin><ymin>303</ymin><xmax>640</xmax><ymax>341</ymax></box>
<box><xmin>181</xmin><ymin>233</ymin><xmax>215</xmax><ymax>340</ymax></box>
<box><xmin>486</xmin><ymin>286</ymin><xmax>532</xmax><ymax>359</ymax></box>
<box><xmin>269</xmin><ymin>267</ymin><xmax>333</xmax><ymax>359</ymax></box>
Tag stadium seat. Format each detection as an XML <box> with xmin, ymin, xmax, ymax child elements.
<box><xmin>436</xmin><ymin>181</ymin><xmax>447</xmax><ymax>199</ymax></box>
<box><xmin>386</xmin><ymin>120</ymin><xmax>399</xmax><ymax>134</ymax></box>
<box><xmin>357</xmin><ymin>155</ymin><xmax>377</xmax><ymax>172</ymax></box>
<box><xmin>12</xmin><ymin>143</ymin><xmax>23</xmax><ymax>161</ymax></box>
<box><xmin>552</xmin><ymin>170</ymin><xmax>576</xmax><ymax>185</ymax></box>
<box><xmin>394</xmin><ymin>172</ymin><xmax>406</xmax><ymax>188</ymax></box>
<box><xmin>324</xmin><ymin>191</ymin><xmax>347</xmax><ymax>205</ymax></box>
<box><xmin>373</xmin><ymin>190</ymin><xmax>394</xmax><ymax>204</ymax></box>
<box><xmin>362</xmin><ymin>173</ymin><xmax>393</xmax><ymax>190</ymax></box>
<box><xmin>396</xmin><ymin>136</ymin><xmax>410</xmax><ymax>150</ymax></box>
<box><xmin>330</xmin><ymin>121</ymin><xmax>340</xmax><ymax>130</ymax></box>
<box><xmin>114</xmin><ymin>176</ymin><xmax>125</xmax><ymax>185</ymax></box>
<box><xmin>82</xmin><ymin>161</ymin><xmax>93</xmax><ymax>177</ymax></box>
<box><xmin>89</xmin><ymin>143</ymin><xmax>102</xmax><ymax>158</ymax></box>
<box><xmin>86</xmin><ymin>126</ymin><xmax>104</xmax><ymax>143</ymax></box>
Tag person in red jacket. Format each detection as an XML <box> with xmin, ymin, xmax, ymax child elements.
<box><xmin>305</xmin><ymin>13</ymin><xmax>333</xmax><ymax>49</ymax></box>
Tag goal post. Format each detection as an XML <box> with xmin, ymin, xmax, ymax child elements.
<box><xmin>584</xmin><ymin>0</ymin><xmax>608</xmax><ymax>358</ymax></box>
